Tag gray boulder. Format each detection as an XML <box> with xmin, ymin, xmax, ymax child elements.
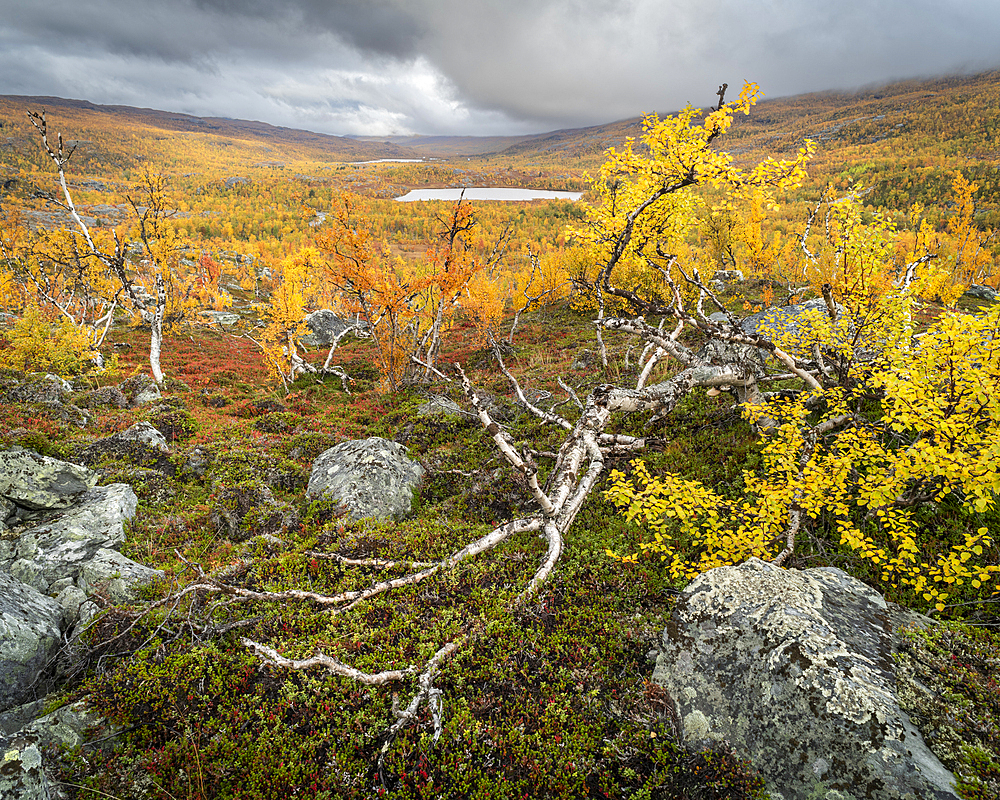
<box><xmin>740</xmin><ymin>297</ymin><xmax>839</xmax><ymax>338</ymax></box>
<box><xmin>107</xmin><ymin>421</ymin><xmax>169</xmax><ymax>453</ymax></box>
<box><xmin>119</xmin><ymin>373</ymin><xmax>161</xmax><ymax>407</ymax></box>
<box><xmin>4</xmin><ymin>484</ymin><xmax>139</xmax><ymax>593</ymax></box>
<box><xmin>78</xmin><ymin>548</ymin><xmax>163</xmax><ymax>603</ymax></box>
<box><xmin>0</xmin><ymin>573</ymin><xmax>63</xmax><ymax>712</ymax></box>
<box><xmin>0</xmin><ymin>727</ymin><xmax>54</xmax><ymax>800</ymax></box>
<box><xmin>0</xmin><ymin>448</ymin><xmax>97</xmax><ymax>512</ymax></box>
<box><xmin>301</xmin><ymin>309</ymin><xmax>364</xmax><ymax>347</ymax></box>
<box><xmin>963</xmin><ymin>284</ymin><xmax>998</xmax><ymax>302</ymax></box>
<box><xmin>712</xmin><ymin>269</ymin><xmax>745</xmax><ymax>283</ymax></box>
<box><xmin>306</xmin><ymin>437</ymin><xmax>424</xmax><ymax>520</ymax></box>
<box><xmin>653</xmin><ymin>558</ymin><xmax>958</xmax><ymax>800</ymax></box>
<box><xmin>416</xmin><ymin>395</ymin><xmax>466</xmax><ymax>418</ymax></box>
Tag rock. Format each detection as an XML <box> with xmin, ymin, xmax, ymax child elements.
<box><xmin>3</xmin><ymin>484</ymin><xmax>139</xmax><ymax>593</ymax></box>
<box><xmin>119</xmin><ymin>374</ymin><xmax>160</xmax><ymax>407</ymax></box>
<box><xmin>712</xmin><ymin>269</ymin><xmax>745</xmax><ymax>283</ymax></box>
<box><xmin>963</xmin><ymin>284</ymin><xmax>998</xmax><ymax>302</ymax></box>
<box><xmin>224</xmin><ymin>176</ymin><xmax>249</xmax><ymax>189</ymax></box>
<box><xmin>571</xmin><ymin>349</ymin><xmax>598</xmax><ymax>370</ymax></box>
<box><xmin>78</xmin><ymin>548</ymin><xmax>163</xmax><ymax>603</ymax></box>
<box><xmin>79</xmin><ymin>422</ymin><xmax>175</xmax><ymax>474</ymax></box>
<box><xmin>184</xmin><ymin>446</ymin><xmax>213</xmax><ymax>478</ymax></box>
<box><xmin>0</xmin><ymin>573</ymin><xmax>63</xmax><ymax>712</ymax></box>
<box><xmin>740</xmin><ymin>297</ymin><xmax>840</xmax><ymax>339</ymax></box>
<box><xmin>0</xmin><ymin>727</ymin><xmax>54</xmax><ymax>800</ymax></box>
<box><xmin>1</xmin><ymin>699</ymin><xmax>113</xmax><ymax>800</ymax></box>
<box><xmin>306</xmin><ymin>437</ymin><xmax>424</xmax><ymax>520</ymax></box>
<box><xmin>54</xmin><ymin>585</ymin><xmax>89</xmax><ymax>627</ymax></box>
<box><xmin>653</xmin><ymin>558</ymin><xmax>959</xmax><ymax>800</ymax></box>
<box><xmin>0</xmin><ymin>700</ymin><xmax>46</xmax><ymax>737</ymax></box>
<box><xmin>109</xmin><ymin>421</ymin><xmax>169</xmax><ymax>453</ymax></box>
<box><xmin>200</xmin><ymin>310</ymin><xmax>241</xmax><ymax>326</ymax></box>
<box><xmin>4</xmin><ymin>374</ymin><xmax>71</xmax><ymax>406</ymax></box>
<box><xmin>300</xmin><ymin>309</ymin><xmax>364</xmax><ymax>347</ymax></box>
<box><xmin>78</xmin><ymin>385</ymin><xmax>128</xmax><ymax>409</ymax></box>
<box><xmin>0</xmin><ymin>449</ymin><xmax>98</xmax><ymax>511</ymax></box>
<box><xmin>41</xmin><ymin>374</ymin><xmax>72</xmax><ymax>393</ymax></box>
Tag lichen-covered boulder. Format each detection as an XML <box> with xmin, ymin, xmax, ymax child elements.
<box><xmin>0</xmin><ymin>448</ymin><xmax>97</xmax><ymax>511</ymax></box>
<box><xmin>653</xmin><ymin>558</ymin><xmax>959</xmax><ymax>800</ymax></box>
<box><xmin>0</xmin><ymin>573</ymin><xmax>63</xmax><ymax>712</ymax></box>
<box><xmin>300</xmin><ymin>309</ymin><xmax>363</xmax><ymax>347</ymax></box>
<box><xmin>111</xmin><ymin>421</ymin><xmax>169</xmax><ymax>453</ymax></box>
<box><xmin>963</xmin><ymin>284</ymin><xmax>998</xmax><ymax>302</ymax></box>
<box><xmin>3</xmin><ymin>484</ymin><xmax>138</xmax><ymax>593</ymax></box>
<box><xmin>77</xmin><ymin>384</ymin><xmax>129</xmax><ymax>409</ymax></box>
<box><xmin>79</xmin><ymin>421</ymin><xmax>174</xmax><ymax>475</ymax></box>
<box><xmin>306</xmin><ymin>437</ymin><xmax>424</xmax><ymax>520</ymax></box>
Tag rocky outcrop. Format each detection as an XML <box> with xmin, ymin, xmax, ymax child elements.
<box><xmin>1</xmin><ymin>700</ymin><xmax>112</xmax><ymax>800</ymax></box>
<box><xmin>653</xmin><ymin>558</ymin><xmax>958</xmax><ymax>800</ymax></box>
<box><xmin>3</xmin><ymin>483</ymin><xmax>141</xmax><ymax>594</ymax></box>
<box><xmin>0</xmin><ymin>447</ymin><xmax>152</xmax><ymax>797</ymax></box>
<box><xmin>306</xmin><ymin>437</ymin><xmax>424</xmax><ymax>520</ymax></box>
<box><xmin>108</xmin><ymin>421</ymin><xmax>169</xmax><ymax>453</ymax></box>
<box><xmin>200</xmin><ymin>309</ymin><xmax>241</xmax><ymax>326</ymax></box>
<box><xmin>963</xmin><ymin>283</ymin><xmax>998</xmax><ymax>302</ymax></box>
<box><xmin>0</xmin><ymin>448</ymin><xmax>98</xmax><ymax>512</ymax></box>
<box><xmin>119</xmin><ymin>373</ymin><xmax>161</xmax><ymax>407</ymax></box>
<box><xmin>740</xmin><ymin>297</ymin><xmax>842</xmax><ymax>338</ymax></box>
<box><xmin>79</xmin><ymin>421</ymin><xmax>175</xmax><ymax>474</ymax></box>
<box><xmin>0</xmin><ymin>574</ymin><xmax>63</xmax><ymax>711</ymax></box>
<box><xmin>416</xmin><ymin>395</ymin><xmax>466</xmax><ymax>418</ymax></box>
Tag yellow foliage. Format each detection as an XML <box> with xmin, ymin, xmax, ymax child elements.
<box><xmin>607</xmin><ymin>301</ymin><xmax>1000</xmax><ymax>611</ymax></box>
<box><xmin>0</xmin><ymin>305</ymin><xmax>97</xmax><ymax>375</ymax></box>
<box><xmin>571</xmin><ymin>82</ymin><xmax>813</xmax><ymax>315</ymax></box>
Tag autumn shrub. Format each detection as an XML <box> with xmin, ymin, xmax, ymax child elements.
<box><xmin>606</xmin><ymin>300</ymin><xmax>1000</xmax><ymax>614</ymax></box>
<box><xmin>0</xmin><ymin>305</ymin><xmax>97</xmax><ymax>375</ymax></box>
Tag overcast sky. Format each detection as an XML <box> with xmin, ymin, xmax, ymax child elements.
<box><xmin>1</xmin><ymin>0</ymin><xmax>998</xmax><ymax>137</ymax></box>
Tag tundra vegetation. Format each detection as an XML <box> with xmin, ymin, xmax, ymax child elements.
<box><xmin>1</xmin><ymin>75</ymin><xmax>1000</xmax><ymax>798</ymax></box>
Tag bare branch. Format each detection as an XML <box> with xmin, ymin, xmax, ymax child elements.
<box><xmin>242</xmin><ymin>639</ymin><xmax>417</xmax><ymax>684</ymax></box>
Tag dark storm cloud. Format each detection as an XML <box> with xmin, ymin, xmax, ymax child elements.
<box><xmin>0</xmin><ymin>0</ymin><xmax>997</xmax><ymax>136</ymax></box>
<box><xmin>191</xmin><ymin>0</ymin><xmax>426</xmax><ymax>57</ymax></box>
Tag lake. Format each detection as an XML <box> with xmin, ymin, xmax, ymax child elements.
<box><xmin>396</xmin><ymin>187</ymin><xmax>583</xmax><ymax>202</ymax></box>
<box><xmin>354</xmin><ymin>158</ymin><xmax>430</xmax><ymax>164</ymax></box>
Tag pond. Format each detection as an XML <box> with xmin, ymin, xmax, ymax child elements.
<box><xmin>395</xmin><ymin>187</ymin><xmax>583</xmax><ymax>202</ymax></box>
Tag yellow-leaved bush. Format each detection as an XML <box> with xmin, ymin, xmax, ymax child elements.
<box><xmin>606</xmin><ymin>299</ymin><xmax>1000</xmax><ymax>613</ymax></box>
<box><xmin>0</xmin><ymin>305</ymin><xmax>98</xmax><ymax>375</ymax></box>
